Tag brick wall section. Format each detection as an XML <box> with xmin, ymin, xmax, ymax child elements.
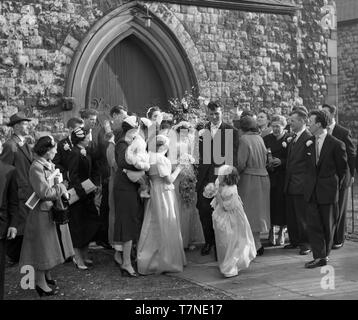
<box><xmin>0</xmin><ymin>0</ymin><xmax>334</xmax><ymax>139</ymax></box>
<box><xmin>338</xmin><ymin>21</ymin><xmax>358</xmax><ymax>138</ymax></box>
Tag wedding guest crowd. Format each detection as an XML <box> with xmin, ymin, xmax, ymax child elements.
<box><xmin>0</xmin><ymin>99</ymin><xmax>354</xmax><ymax>298</ymax></box>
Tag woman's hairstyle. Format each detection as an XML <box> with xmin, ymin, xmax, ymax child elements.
<box><xmin>241</xmin><ymin>109</ymin><xmax>256</xmax><ymax>118</ymax></box>
<box><xmin>146</xmin><ymin>106</ymin><xmax>161</xmax><ymax>120</ymax></box>
<box><xmin>155</xmin><ymin>134</ymin><xmax>169</xmax><ymax>153</ymax></box>
<box><xmin>174</xmin><ymin>121</ymin><xmax>191</xmax><ymax>133</ymax></box>
<box><xmin>160</xmin><ymin>120</ymin><xmax>172</xmax><ymax>131</ymax></box>
<box><xmin>33</xmin><ymin>135</ymin><xmax>56</xmax><ymax>157</ymax></box>
<box><xmin>222</xmin><ymin>166</ymin><xmax>239</xmax><ymax>186</ymax></box>
<box><xmin>258</xmin><ymin>108</ymin><xmax>270</xmax><ymax>120</ymax></box>
<box><xmin>71</xmin><ymin>127</ymin><xmax>90</xmax><ymax>145</ymax></box>
<box><xmin>270</xmin><ymin>114</ymin><xmax>287</xmax><ymax>127</ymax></box>
<box><xmin>239</xmin><ymin>116</ymin><xmax>259</xmax><ymax>132</ymax></box>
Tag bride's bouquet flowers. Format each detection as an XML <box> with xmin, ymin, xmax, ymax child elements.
<box><xmin>178</xmin><ymin>153</ymin><xmax>197</xmax><ymax>205</ymax></box>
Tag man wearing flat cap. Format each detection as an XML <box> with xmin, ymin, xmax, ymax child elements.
<box><xmin>0</xmin><ymin>112</ymin><xmax>33</xmax><ymax>265</ymax></box>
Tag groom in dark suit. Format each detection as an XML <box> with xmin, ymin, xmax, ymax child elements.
<box><xmin>304</xmin><ymin>110</ymin><xmax>347</xmax><ymax>268</ymax></box>
<box><xmin>196</xmin><ymin>101</ymin><xmax>239</xmax><ymax>256</ymax></box>
<box><xmin>0</xmin><ymin>113</ymin><xmax>33</xmax><ymax>265</ymax></box>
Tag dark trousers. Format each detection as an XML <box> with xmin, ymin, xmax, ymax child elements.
<box><xmin>97</xmin><ymin>181</ymin><xmax>109</xmax><ymax>243</ymax></box>
<box><xmin>6</xmin><ymin>235</ymin><xmax>23</xmax><ymax>263</ymax></box>
<box><xmin>197</xmin><ymin>193</ymin><xmax>215</xmax><ymax>246</ymax></box>
<box><xmin>0</xmin><ymin>239</ymin><xmax>5</xmax><ymax>300</ymax></box>
<box><xmin>286</xmin><ymin>194</ymin><xmax>310</xmax><ymax>248</ymax></box>
<box><xmin>334</xmin><ymin>186</ymin><xmax>348</xmax><ymax>245</ymax></box>
<box><xmin>307</xmin><ymin>202</ymin><xmax>337</xmax><ymax>259</ymax></box>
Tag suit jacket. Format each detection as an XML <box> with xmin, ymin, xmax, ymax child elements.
<box><xmin>284</xmin><ymin>129</ymin><xmax>312</xmax><ymax>195</ymax></box>
<box><xmin>304</xmin><ymin>134</ymin><xmax>348</xmax><ymax>204</ymax></box>
<box><xmin>0</xmin><ymin>161</ymin><xmax>19</xmax><ymax>239</ymax></box>
<box><xmin>196</xmin><ymin>122</ymin><xmax>239</xmax><ymax>192</ymax></box>
<box><xmin>53</xmin><ymin>136</ymin><xmax>73</xmax><ymax>181</ymax></box>
<box><xmin>0</xmin><ymin>135</ymin><xmax>33</xmax><ymax>234</ymax></box>
<box><xmin>332</xmin><ymin>124</ymin><xmax>356</xmax><ymax>187</ymax></box>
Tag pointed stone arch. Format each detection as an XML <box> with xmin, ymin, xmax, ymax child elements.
<box><xmin>64</xmin><ymin>1</ymin><xmax>202</xmax><ymax>120</ymax></box>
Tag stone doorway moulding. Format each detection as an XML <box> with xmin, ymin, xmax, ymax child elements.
<box><xmin>63</xmin><ymin>1</ymin><xmax>198</xmax><ymax>122</ymax></box>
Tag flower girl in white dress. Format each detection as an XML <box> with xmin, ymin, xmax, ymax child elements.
<box><xmin>203</xmin><ymin>165</ymin><xmax>256</xmax><ymax>277</ymax></box>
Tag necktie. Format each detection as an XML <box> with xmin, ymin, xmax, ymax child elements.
<box><xmin>292</xmin><ymin>133</ymin><xmax>297</xmax><ymax>144</ymax></box>
<box><xmin>316</xmin><ymin>137</ymin><xmax>320</xmax><ymax>164</ymax></box>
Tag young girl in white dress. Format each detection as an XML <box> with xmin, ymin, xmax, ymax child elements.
<box><xmin>203</xmin><ymin>165</ymin><xmax>256</xmax><ymax>278</ymax></box>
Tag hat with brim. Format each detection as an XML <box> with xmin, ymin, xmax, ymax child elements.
<box><xmin>7</xmin><ymin>112</ymin><xmax>31</xmax><ymax>127</ymax></box>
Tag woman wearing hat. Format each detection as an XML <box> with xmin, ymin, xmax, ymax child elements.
<box><xmin>19</xmin><ymin>136</ymin><xmax>74</xmax><ymax>297</ymax></box>
<box><xmin>137</xmin><ymin>134</ymin><xmax>186</xmax><ymax>275</ymax></box>
<box><xmin>113</xmin><ymin>116</ymin><xmax>144</xmax><ymax>277</ymax></box>
<box><xmin>67</xmin><ymin>128</ymin><xmax>101</xmax><ymax>270</ymax></box>
<box><xmin>236</xmin><ymin>116</ymin><xmax>270</xmax><ymax>256</ymax></box>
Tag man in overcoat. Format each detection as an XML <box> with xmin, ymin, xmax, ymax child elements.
<box><xmin>0</xmin><ymin>139</ymin><xmax>19</xmax><ymax>299</ymax></box>
<box><xmin>0</xmin><ymin>113</ymin><xmax>33</xmax><ymax>264</ymax></box>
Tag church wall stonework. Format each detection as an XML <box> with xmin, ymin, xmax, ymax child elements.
<box><xmin>0</xmin><ymin>0</ymin><xmax>335</xmax><ymax>138</ymax></box>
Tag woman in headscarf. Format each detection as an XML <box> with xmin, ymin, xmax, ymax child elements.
<box><xmin>236</xmin><ymin>116</ymin><xmax>270</xmax><ymax>256</ymax></box>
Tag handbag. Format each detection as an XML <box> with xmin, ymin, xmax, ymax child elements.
<box><xmin>51</xmin><ymin>195</ymin><xmax>70</xmax><ymax>225</ymax></box>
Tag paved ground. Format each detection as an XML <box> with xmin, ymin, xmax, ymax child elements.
<box><xmin>5</xmin><ymin>237</ymin><xmax>358</xmax><ymax>300</ymax></box>
<box><xmin>173</xmin><ymin>238</ymin><xmax>358</xmax><ymax>300</ymax></box>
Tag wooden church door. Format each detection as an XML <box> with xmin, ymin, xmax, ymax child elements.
<box><xmin>87</xmin><ymin>35</ymin><xmax>171</xmax><ymax>117</ymax></box>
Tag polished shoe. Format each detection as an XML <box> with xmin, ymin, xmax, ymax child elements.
<box><xmin>304</xmin><ymin>258</ymin><xmax>327</xmax><ymax>269</ymax></box>
<box><xmin>201</xmin><ymin>243</ymin><xmax>212</xmax><ymax>256</ymax></box>
<box><xmin>120</xmin><ymin>266</ymin><xmax>138</xmax><ymax>277</ymax></box>
<box><xmin>6</xmin><ymin>258</ymin><xmax>18</xmax><ymax>268</ymax></box>
<box><xmin>299</xmin><ymin>248</ymin><xmax>311</xmax><ymax>255</ymax></box>
<box><xmin>35</xmin><ymin>285</ymin><xmax>59</xmax><ymax>297</ymax></box>
<box><xmin>268</xmin><ymin>227</ymin><xmax>276</xmax><ymax>246</ymax></box>
<box><xmin>284</xmin><ymin>244</ymin><xmax>298</xmax><ymax>249</ymax></box>
<box><xmin>84</xmin><ymin>259</ymin><xmax>93</xmax><ymax>266</ymax></box>
<box><xmin>332</xmin><ymin>243</ymin><xmax>343</xmax><ymax>250</ymax></box>
<box><xmin>256</xmin><ymin>246</ymin><xmax>264</xmax><ymax>256</ymax></box>
<box><xmin>96</xmin><ymin>241</ymin><xmax>112</xmax><ymax>250</ymax></box>
<box><xmin>73</xmin><ymin>258</ymin><xmax>88</xmax><ymax>270</ymax></box>
<box><xmin>45</xmin><ymin>276</ymin><xmax>57</xmax><ymax>286</ymax></box>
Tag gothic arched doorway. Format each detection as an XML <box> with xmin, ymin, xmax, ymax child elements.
<box><xmin>64</xmin><ymin>2</ymin><xmax>197</xmax><ymax>122</ymax></box>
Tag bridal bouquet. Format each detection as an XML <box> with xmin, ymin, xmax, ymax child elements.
<box><xmin>178</xmin><ymin>153</ymin><xmax>197</xmax><ymax>205</ymax></box>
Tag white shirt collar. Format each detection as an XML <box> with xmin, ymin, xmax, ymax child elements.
<box><xmin>211</xmin><ymin>121</ymin><xmax>222</xmax><ymax>129</ymax></box>
<box><xmin>328</xmin><ymin>121</ymin><xmax>335</xmax><ymax>133</ymax></box>
<box><xmin>317</xmin><ymin>129</ymin><xmax>328</xmax><ymax>140</ymax></box>
<box><xmin>294</xmin><ymin>127</ymin><xmax>306</xmax><ymax>141</ymax></box>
